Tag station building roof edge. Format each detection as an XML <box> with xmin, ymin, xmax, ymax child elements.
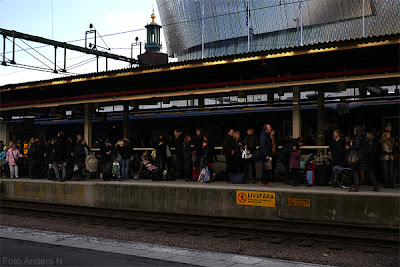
<box><xmin>1</xmin><ymin>33</ymin><xmax>399</xmax><ymax>91</ymax></box>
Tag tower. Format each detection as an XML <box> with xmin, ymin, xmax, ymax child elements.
<box><xmin>138</xmin><ymin>10</ymin><xmax>168</xmax><ymax>66</ymax></box>
<box><xmin>145</xmin><ymin>10</ymin><xmax>162</xmax><ymax>53</ymax></box>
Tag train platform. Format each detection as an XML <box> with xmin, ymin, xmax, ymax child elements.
<box><xmin>0</xmin><ymin>178</ymin><xmax>399</xmax><ymax>227</ymax></box>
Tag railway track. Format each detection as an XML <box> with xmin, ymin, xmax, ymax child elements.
<box><xmin>1</xmin><ymin>200</ymin><xmax>398</xmax><ymax>249</ymax></box>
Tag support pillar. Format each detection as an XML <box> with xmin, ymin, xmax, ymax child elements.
<box><xmin>317</xmin><ymin>89</ymin><xmax>325</xmax><ymax>145</ymax></box>
<box><xmin>267</xmin><ymin>92</ymin><xmax>274</xmax><ymax>106</ymax></box>
<box><xmin>123</xmin><ymin>103</ymin><xmax>130</xmax><ymax>138</ymax></box>
<box><xmin>84</xmin><ymin>104</ymin><xmax>92</xmax><ymax>148</ymax></box>
<box><xmin>292</xmin><ymin>86</ymin><xmax>301</xmax><ymax>138</ymax></box>
<box><xmin>0</xmin><ymin>123</ymin><xmax>10</xmax><ymax>144</ymax></box>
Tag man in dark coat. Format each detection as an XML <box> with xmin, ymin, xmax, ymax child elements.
<box><xmin>243</xmin><ymin>128</ymin><xmax>258</xmax><ymax>184</ymax></box>
<box><xmin>173</xmin><ymin>129</ymin><xmax>184</xmax><ymax>179</ymax></box>
<box><xmin>350</xmin><ymin>125</ymin><xmax>379</xmax><ymax>192</ymax></box>
<box><xmin>259</xmin><ymin>124</ymin><xmax>273</xmax><ymax>186</ymax></box>
<box><xmin>29</xmin><ymin>138</ymin><xmax>43</xmax><ymax>179</ymax></box>
<box><xmin>222</xmin><ymin>128</ymin><xmax>236</xmax><ymax>182</ymax></box>
<box><xmin>54</xmin><ymin>131</ymin><xmax>67</xmax><ymax>182</ymax></box>
<box><xmin>121</xmin><ymin>138</ymin><xmax>133</xmax><ymax>180</ymax></box>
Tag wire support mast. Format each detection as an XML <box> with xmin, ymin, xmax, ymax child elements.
<box><xmin>0</xmin><ymin>27</ymin><xmax>138</xmax><ymax>73</ymax></box>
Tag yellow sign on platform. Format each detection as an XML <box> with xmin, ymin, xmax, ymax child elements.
<box><xmin>288</xmin><ymin>198</ymin><xmax>310</xmax><ymax>207</ymax></box>
<box><xmin>236</xmin><ymin>190</ymin><xmax>275</xmax><ymax>207</ymax></box>
<box><xmin>14</xmin><ymin>182</ymin><xmax>84</xmax><ymax>201</ymax></box>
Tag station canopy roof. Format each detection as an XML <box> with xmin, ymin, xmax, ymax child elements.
<box><xmin>1</xmin><ymin>34</ymin><xmax>399</xmax><ymax>113</ymax></box>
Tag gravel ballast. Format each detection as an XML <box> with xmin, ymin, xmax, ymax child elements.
<box><xmin>1</xmin><ymin>213</ymin><xmax>398</xmax><ymax>266</ymax></box>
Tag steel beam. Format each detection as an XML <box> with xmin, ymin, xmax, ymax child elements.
<box><xmin>0</xmin><ymin>28</ymin><xmax>137</xmax><ymax>64</ymax></box>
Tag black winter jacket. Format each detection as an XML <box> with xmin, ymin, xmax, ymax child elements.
<box><xmin>222</xmin><ymin>135</ymin><xmax>235</xmax><ymax>156</ymax></box>
<box><xmin>55</xmin><ymin>136</ymin><xmax>67</xmax><ymax>163</ymax></box>
<box><xmin>328</xmin><ymin>137</ymin><xmax>346</xmax><ymax>166</ymax></box>
<box><xmin>243</xmin><ymin>134</ymin><xmax>258</xmax><ymax>154</ymax></box>
<box><xmin>353</xmin><ymin>131</ymin><xmax>374</xmax><ymax>171</ymax></box>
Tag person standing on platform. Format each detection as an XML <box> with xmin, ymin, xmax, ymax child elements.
<box><xmin>45</xmin><ymin>139</ymin><xmax>56</xmax><ymax>180</ymax></box>
<box><xmin>349</xmin><ymin>125</ymin><xmax>379</xmax><ymax>192</ymax></box>
<box><xmin>121</xmin><ymin>138</ymin><xmax>133</xmax><ymax>180</ymax></box>
<box><xmin>0</xmin><ymin>146</ymin><xmax>8</xmax><ymax>177</ymax></box>
<box><xmin>29</xmin><ymin>139</ymin><xmax>43</xmax><ymax>180</ymax></box>
<box><xmin>259</xmin><ymin>124</ymin><xmax>273</xmax><ymax>187</ymax></box>
<box><xmin>173</xmin><ymin>129</ymin><xmax>184</xmax><ymax>179</ymax></box>
<box><xmin>380</xmin><ymin>131</ymin><xmax>395</xmax><ymax>188</ymax></box>
<box><xmin>201</xmin><ymin>139</ymin><xmax>215</xmax><ymax>179</ymax></box>
<box><xmin>243</xmin><ymin>128</ymin><xmax>258</xmax><ymax>184</ymax></box>
<box><xmin>234</xmin><ymin>131</ymin><xmax>244</xmax><ymax>174</ymax></box>
<box><xmin>277</xmin><ymin>135</ymin><xmax>294</xmax><ymax>185</ymax></box>
<box><xmin>73</xmin><ymin>138</ymin><xmax>87</xmax><ymax>181</ymax></box>
<box><xmin>328</xmin><ymin>129</ymin><xmax>346</xmax><ymax>167</ymax></box>
<box><xmin>54</xmin><ymin>131</ymin><xmax>67</xmax><ymax>182</ymax></box>
<box><xmin>290</xmin><ymin>140</ymin><xmax>302</xmax><ymax>186</ymax></box>
<box><xmin>192</xmin><ymin>129</ymin><xmax>203</xmax><ymax>169</ymax></box>
<box><xmin>100</xmin><ymin>138</ymin><xmax>113</xmax><ymax>176</ymax></box>
<box><xmin>183</xmin><ymin>135</ymin><xmax>194</xmax><ymax>182</ymax></box>
<box><xmin>6</xmin><ymin>143</ymin><xmax>24</xmax><ymax>179</ymax></box>
<box><xmin>270</xmin><ymin>129</ymin><xmax>278</xmax><ymax>182</ymax></box>
<box><xmin>222</xmin><ymin>128</ymin><xmax>236</xmax><ymax>182</ymax></box>
<box><xmin>26</xmin><ymin>138</ymin><xmax>34</xmax><ymax>178</ymax></box>
<box><xmin>154</xmin><ymin>134</ymin><xmax>167</xmax><ymax>171</ymax></box>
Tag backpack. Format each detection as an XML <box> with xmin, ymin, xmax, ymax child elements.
<box><xmin>230</xmin><ymin>173</ymin><xmax>246</xmax><ymax>184</ymax></box>
<box><xmin>361</xmin><ymin>138</ymin><xmax>374</xmax><ymax>156</ymax></box>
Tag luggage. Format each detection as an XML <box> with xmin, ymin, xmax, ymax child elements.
<box><xmin>112</xmin><ymin>161</ymin><xmax>120</xmax><ymax>180</ymax></box>
<box><xmin>192</xmin><ymin>167</ymin><xmax>199</xmax><ymax>181</ymax></box>
<box><xmin>215</xmin><ymin>171</ymin><xmax>226</xmax><ymax>181</ymax></box>
<box><xmin>198</xmin><ymin>167</ymin><xmax>210</xmax><ymax>183</ymax></box>
<box><xmin>306</xmin><ymin>170</ymin><xmax>314</xmax><ymax>186</ymax></box>
<box><xmin>151</xmin><ymin>169</ymin><xmax>162</xmax><ymax>181</ymax></box>
<box><xmin>230</xmin><ymin>173</ymin><xmax>245</xmax><ymax>184</ymax></box>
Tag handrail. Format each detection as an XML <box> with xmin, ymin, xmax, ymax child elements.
<box><xmin>91</xmin><ymin>146</ymin><xmax>329</xmax><ymax>152</ymax></box>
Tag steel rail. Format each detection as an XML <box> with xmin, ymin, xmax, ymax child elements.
<box><xmin>1</xmin><ymin>200</ymin><xmax>398</xmax><ymax>249</ymax></box>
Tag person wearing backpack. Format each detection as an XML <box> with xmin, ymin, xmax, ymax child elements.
<box><xmin>277</xmin><ymin>135</ymin><xmax>295</xmax><ymax>185</ymax></box>
<box><xmin>352</xmin><ymin>125</ymin><xmax>379</xmax><ymax>192</ymax></box>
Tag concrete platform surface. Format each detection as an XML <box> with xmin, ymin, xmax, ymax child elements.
<box><xmin>0</xmin><ymin>226</ymin><xmax>330</xmax><ymax>267</ymax></box>
<box><xmin>1</xmin><ymin>178</ymin><xmax>399</xmax><ymax>227</ymax></box>
<box><xmin>1</xmin><ymin>177</ymin><xmax>399</xmax><ymax>196</ymax></box>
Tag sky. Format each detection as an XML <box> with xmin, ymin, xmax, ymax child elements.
<box><xmin>0</xmin><ymin>0</ymin><xmax>167</xmax><ymax>86</ymax></box>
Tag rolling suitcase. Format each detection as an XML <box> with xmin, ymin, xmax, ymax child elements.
<box><xmin>192</xmin><ymin>167</ymin><xmax>199</xmax><ymax>181</ymax></box>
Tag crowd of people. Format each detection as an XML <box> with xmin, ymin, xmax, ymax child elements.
<box><xmin>0</xmin><ymin>123</ymin><xmax>398</xmax><ymax>192</ymax></box>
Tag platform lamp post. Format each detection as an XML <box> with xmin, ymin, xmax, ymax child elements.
<box><xmin>131</xmin><ymin>37</ymin><xmax>142</xmax><ymax>68</ymax></box>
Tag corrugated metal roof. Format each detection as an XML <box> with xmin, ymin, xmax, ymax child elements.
<box><xmin>157</xmin><ymin>0</ymin><xmax>400</xmax><ymax>60</ymax></box>
<box><xmin>1</xmin><ymin>32</ymin><xmax>398</xmax><ymax>90</ymax></box>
